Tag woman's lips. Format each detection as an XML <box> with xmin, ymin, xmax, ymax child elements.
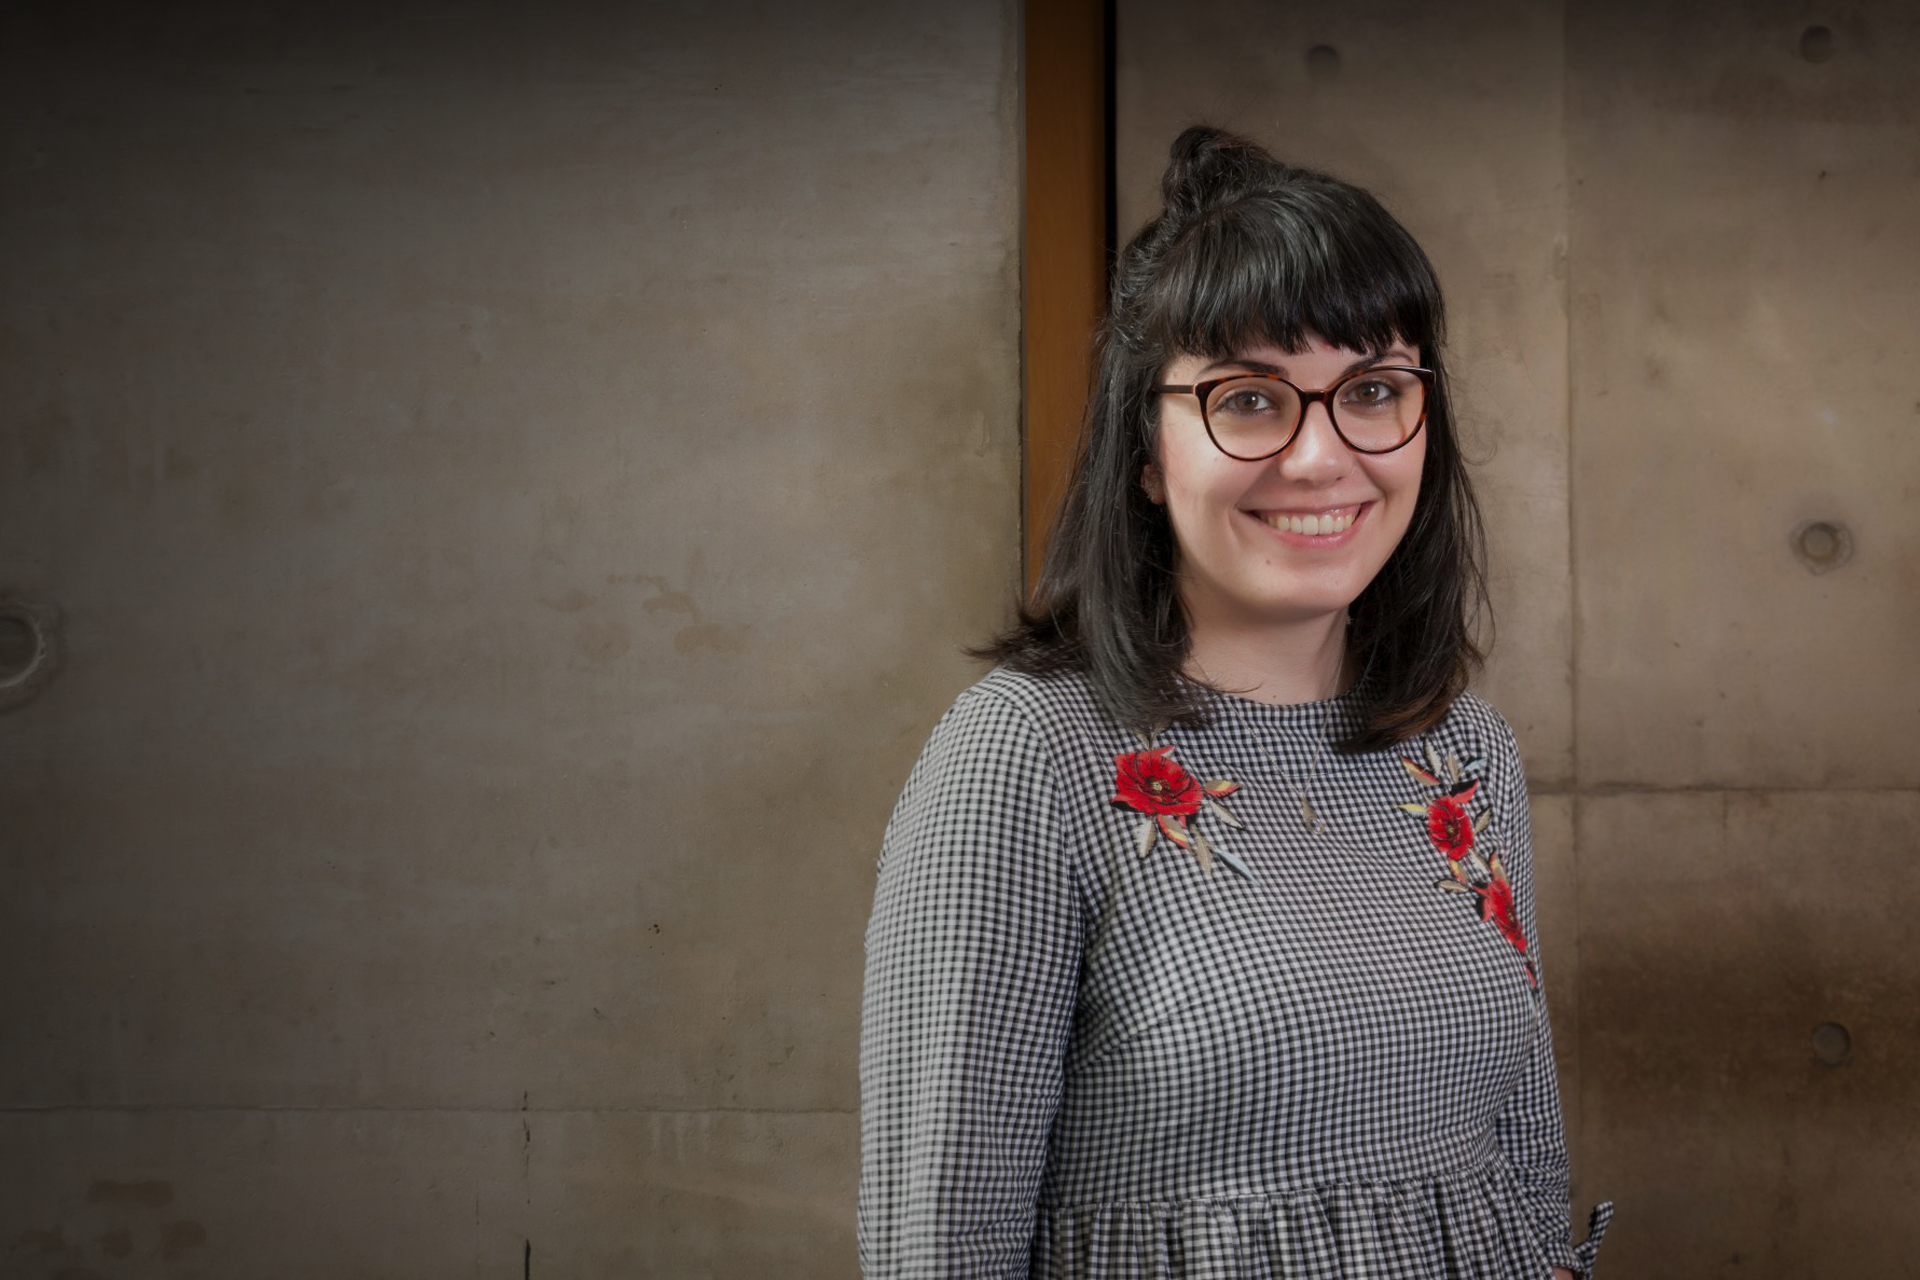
<box><xmin>1253</xmin><ymin>503</ymin><xmax>1367</xmax><ymax>538</ymax></box>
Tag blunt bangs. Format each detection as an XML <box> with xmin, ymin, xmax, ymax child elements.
<box><xmin>1143</xmin><ymin>192</ymin><xmax>1443</xmax><ymax>364</ymax></box>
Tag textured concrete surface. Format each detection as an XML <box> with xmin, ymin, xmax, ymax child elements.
<box><xmin>1122</xmin><ymin>0</ymin><xmax>1920</xmax><ymax>1269</ymax></box>
<box><xmin>1563</xmin><ymin>9</ymin><xmax>1920</xmax><ymax>1263</ymax></box>
<box><xmin>1578</xmin><ymin>791</ymin><xmax>1920</xmax><ymax>1272</ymax></box>
<box><xmin>2</xmin><ymin>0</ymin><xmax>1017</xmax><ymax>1273</ymax></box>
<box><xmin>1568</xmin><ymin>0</ymin><xmax>1920</xmax><ymax>791</ymax></box>
<box><xmin>3</xmin><ymin>1108</ymin><xmax>859</xmax><ymax>1276</ymax></box>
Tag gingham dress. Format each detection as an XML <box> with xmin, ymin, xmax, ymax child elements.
<box><xmin>859</xmin><ymin>668</ymin><xmax>1611</xmax><ymax>1278</ymax></box>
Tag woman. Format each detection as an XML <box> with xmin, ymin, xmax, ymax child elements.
<box><xmin>859</xmin><ymin>126</ymin><xmax>1611</xmax><ymax>1279</ymax></box>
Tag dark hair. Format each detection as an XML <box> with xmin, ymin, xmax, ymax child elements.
<box><xmin>984</xmin><ymin>125</ymin><xmax>1489</xmax><ymax>752</ymax></box>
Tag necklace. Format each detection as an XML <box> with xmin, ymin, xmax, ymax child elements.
<box><xmin>1261</xmin><ymin>698</ymin><xmax>1333</xmax><ymax>836</ymax></box>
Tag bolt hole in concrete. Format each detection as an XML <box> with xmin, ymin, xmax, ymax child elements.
<box><xmin>0</xmin><ymin>615</ymin><xmax>32</xmax><ymax>678</ymax></box>
<box><xmin>1812</xmin><ymin>1021</ymin><xmax>1852</xmax><ymax>1065</ymax></box>
<box><xmin>1305</xmin><ymin>44</ymin><xmax>1341</xmax><ymax>75</ymax></box>
<box><xmin>1791</xmin><ymin>519</ymin><xmax>1852</xmax><ymax>573</ymax></box>
<box><xmin>1800</xmin><ymin>24</ymin><xmax>1835</xmax><ymax>62</ymax></box>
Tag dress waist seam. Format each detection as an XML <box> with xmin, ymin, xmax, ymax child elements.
<box><xmin>1036</xmin><ymin>1151</ymin><xmax>1512</xmax><ymax>1214</ymax></box>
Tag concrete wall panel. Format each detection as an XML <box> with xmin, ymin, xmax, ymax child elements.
<box><xmin>2</xmin><ymin>0</ymin><xmax>1017</xmax><ymax>1265</ymax></box>
<box><xmin>2</xmin><ymin>1109</ymin><xmax>526</xmax><ymax>1279</ymax></box>
<box><xmin>1568</xmin><ymin>0</ymin><xmax>1920</xmax><ymax>789</ymax></box>
<box><xmin>1577</xmin><ymin>790</ymin><xmax>1920</xmax><ymax>1271</ymax></box>
<box><xmin>531</xmin><ymin>1110</ymin><xmax>858</xmax><ymax>1279</ymax></box>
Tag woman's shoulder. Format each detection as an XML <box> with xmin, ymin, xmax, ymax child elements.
<box><xmin>1433</xmin><ymin>688</ymin><xmax>1519</xmax><ymax>748</ymax></box>
<box><xmin>1415</xmin><ymin>688</ymin><xmax>1529</xmax><ymax>809</ymax></box>
<box><xmin>902</xmin><ymin>666</ymin><xmax>1123</xmax><ymax>804</ymax></box>
<box><xmin>941</xmin><ymin>664</ymin><xmax>1112</xmax><ymax>739</ymax></box>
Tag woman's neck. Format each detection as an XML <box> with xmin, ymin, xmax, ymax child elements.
<box><xmin>1182</xmin><ymin>609</ymin><xmax>1354</xmax><ymax>706</ymax></box>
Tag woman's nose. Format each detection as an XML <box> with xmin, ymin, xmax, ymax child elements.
<box><xmin>1275</xmin><ymin>400</ymin><xmax>1350</xmax><ymax>479</ymax></box>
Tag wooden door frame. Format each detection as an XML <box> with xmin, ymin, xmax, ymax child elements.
<box><xmin>1022</xmin><ymin>0</ymin><xmax>1113</xmax><ymax>591</ymax></box>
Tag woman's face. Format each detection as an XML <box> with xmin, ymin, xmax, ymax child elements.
<box><xmin>1147</xmin><ymin>333</ymin><xmax>1429</xmax><ymax>637</ymax></box>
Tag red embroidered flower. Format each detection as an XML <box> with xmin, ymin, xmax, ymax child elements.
<box><xmin>1397</xmin><ymin>750</ymin><xmax>1533</xmax><ymax>988</ymax></box>
<box><xmin>1475</xmin><ymin>874</ymin><xmax>1526</xmax><ymax>955</ymax></box>
<box><xmin>1425</xmin><ymin>793</ymin><xmax>1476</xmax><ymax>859</ymax></box>
<box><xmin>1111</xmin><ymin>745</ymin><xmax>1202</xmax><ymax>817</ymax></box>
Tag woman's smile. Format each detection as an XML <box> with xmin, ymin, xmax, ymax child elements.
<box><xmin>1250</xmin><ymin>502</ymin><xmax>1367</xmax><ymax>540</ymax></box>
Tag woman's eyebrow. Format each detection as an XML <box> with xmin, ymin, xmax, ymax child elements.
<box><xmin>1198</xmin><ymin>348</ymin><xmax>1417</xmax><ymax>379</ymax></box>
<box><xmin>1341</xmin><ymin>349</ymin><xmax>1418</xmax><ymax>375</ymax></box>
<box><xmin>1198</xmin><ymin>357</ymin><xmax>1285</xmax><ymax>377</ymax></box>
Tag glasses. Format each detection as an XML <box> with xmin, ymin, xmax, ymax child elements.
<box><xmin>1151</xmin><ymin>366</ymin><xmax>1435</xmax><ymax>460</ymax></box>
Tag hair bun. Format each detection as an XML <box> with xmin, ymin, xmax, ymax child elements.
<box><xmin>1160</xmin><ymin>125</ymin><xmax>1285</xmax><ymax>219</ymax></box>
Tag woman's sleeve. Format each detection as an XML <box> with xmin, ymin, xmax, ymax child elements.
<box><xmin>1487</xmin><ymin>718</ymin><xmax>1613</xmax><ymax>1277</ymax></box>
<box><xmin>858</xmin><ymin>688</ymin><xmax>1084</xmax><ymax>1278</ymax></box>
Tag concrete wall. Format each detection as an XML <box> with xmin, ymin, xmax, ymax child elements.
<box><xmin>1</xmin><ymin>2</ymin><xmax>1019</xmax><ymax>1275</ymax></box>
<box><xmin>1120</xmin><ymin>0</ymin><xmax>1920</xmax><ymax>1271</ymax></box>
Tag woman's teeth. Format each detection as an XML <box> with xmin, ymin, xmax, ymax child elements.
<box><xmin>1263</xmin><ymin>509</ymin><xmax>1356</xmax><ymax>537</ymax></box>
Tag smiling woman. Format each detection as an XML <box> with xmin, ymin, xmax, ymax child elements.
<box><xmin>858</xmin><ymin>127</ymin><xmax>1611</xmax><ymax>1279</ymax></box>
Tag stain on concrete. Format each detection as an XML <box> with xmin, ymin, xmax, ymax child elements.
<box><xmin>575</xmin><ymin>617</ymin><xmax>632</xmax><ymax>662</ymax></box>
<box><xmin>673</xmin><ymin>623</ymin><xmax>746</xmax><ymax>655</ymax></box>
<box><xmin>544</xmin><ymin>588</ymin><xmax>598</xmax><ymax>613</ymax></box>
<box><xmin>98</xmin><ymin>1227</ymin><xmax>133</xmax><ymax>1258</ymax></box>
<box><xmin>636</xmin><ymin>575</ymin><xmax>699</xmax><ymax>616</ymax></box>
<box><xmin>16</xmin><ymin>1228</ymin><xmax>78</xmax><ymax>1256</ymax></box>
<box><xmin>159</xmin><ymin>1220</ymin><xmax>207</xmax><ymax>1260</ymax></box>
<box><xmin>86</xmin><ymin>1179</ymin><xmax>173</xmax><ymax>1209</ymax></box>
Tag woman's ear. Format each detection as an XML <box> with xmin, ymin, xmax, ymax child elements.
<box><xmin>1141</xmin><ymin>464</ymin><xmax>1166</xmax><ymax>504</ymax></box>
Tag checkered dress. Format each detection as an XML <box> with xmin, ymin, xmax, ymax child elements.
<box><xmin>859</xmin><ymin>668</ymin><xmax>1611</xmax><ymax>1278</ymax></box>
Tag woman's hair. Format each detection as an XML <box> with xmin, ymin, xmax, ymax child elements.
<box><xmin>983</xmin><ymin>125</ymin><xmax>1489</xmax><ymax>753</ymax></box>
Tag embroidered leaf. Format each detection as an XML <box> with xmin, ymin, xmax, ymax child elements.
<box><xmin>1449</xmin><ymin>779</ymin><xmax>1481</xmax><ymax>804</ymax></box>
<box><xmin>1425</xmin><ymin>741</ymin><xmax>1446</xmax><ymax>778</ymax></box>
<box><xmin>1156</xmin><ymin>812</ymin><xmax>1191</xmax><ymax>848</ymax></box>
<box><xmin>1463</xmin><ymin>756</ymin><xmax>1487</xmax><ymax>774</ymax></box>
<box><xmin>1133</xmin><ymin>818</ymin><xmax>1157</xmax><ymax>859</ymax></box>
<box><xmin>1473</xmin><ymin>807</ymin><xmax>1492</xmax><ymax>834</ymax></box>
<box><xmin>1400</xmin><ymin>757</ymin><xmax>1440</xmax><ymax>787</ymax></box>
<box><xmin>1202</xmin><ymin>778</ymin><xmax>1240</xmax><ymax>796</ymax></box>
<box><xmin>1204</xmin><ymin>796</ymin><xmax>1244</xmax><ymax>829</ymax></box>
<box><xmin>1434</xmin><ymin>878</ymin><xmax>1472</xmax><ymax>894</ymax></box>
<box><xmin>1445</xmin><ymin>751</ymin><xmax>1463</xmax><ymax>783</ymax></box>
<box><xmin>1190</xmin><ymin>824</ymin><xmax>1216</xmax><ymax>874</ymax></box>
<box><xmin>1396</xmin><ymin>802</ymin><xmax>1432</xmax><ymax>817</ymax></box>
<box><xmin>1212</xmin><ymin>841</ymin><xmax>1256</xmax><ymax>881</ymax></box>
<box><xmin>1133</xmin><ymin>728</ymin><xmax>1154</xmax><ymax>750</ymax></box>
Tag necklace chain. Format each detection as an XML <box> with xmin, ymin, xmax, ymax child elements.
<box><xmin>1261</xmin><ymin>698</ymin><xmax>1334</xmax><ymax>836</ymax></box>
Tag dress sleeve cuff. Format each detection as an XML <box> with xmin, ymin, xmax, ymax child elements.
<box><xmin>1542</xmin><ymin>1202</ymin><xmax>1615</xmax><ymax>1277</ymax></box>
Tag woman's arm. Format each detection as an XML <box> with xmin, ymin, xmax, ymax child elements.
<box><xmin>1486</xmin><ymin>715</ymin><xmax>1607</xmax><ymax>1279</ymax></box>
<box><xmin>858</xmin><ymin>688</ymin><xmax>1083</xmax><ymax>1278</ymax></box>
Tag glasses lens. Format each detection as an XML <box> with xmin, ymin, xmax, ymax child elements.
<box><xmin>1203</xmin><ymin>377</ymin><xmax>1302</xmax><ymax>459</ymax></box>
<box><xmin>1331</xmin><ymin>369</ymin><xmax>1426</xmax><ymax>451</ymax></box>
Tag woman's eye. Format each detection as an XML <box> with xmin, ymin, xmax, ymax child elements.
<box><xmin>1341</xmin><ymin>377</ymin><xmax>1400</xmax><ymax>408</ymax></box>
<box><xmin>1214</xmin><ymin>385</ymin><xmax>1281</xmax><ymax>416</ymax></box>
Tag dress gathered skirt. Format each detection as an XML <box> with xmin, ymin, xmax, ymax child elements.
<box><xmin>859</xmin><ymin>668</ymin><xmax>1611</xmax><ymax>1278</ymax></box>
